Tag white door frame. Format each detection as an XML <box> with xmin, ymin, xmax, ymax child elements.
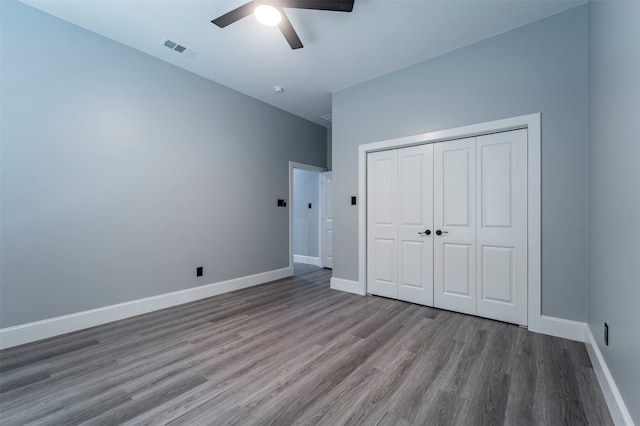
<box><xmin>358</xmin><ymin>113</ymin><xmax>553</xmax><ymax>335</ymax></box>
<box><xmin>321</xmin><ymin>171</ymin><xmax>333</xmax><ymax>269</ymax></box>
<box><xmin>289</xmin><ymin>162</ymin><xmax>327</xmax><ymax>271</ymax></box>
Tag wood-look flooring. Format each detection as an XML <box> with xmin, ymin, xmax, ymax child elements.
<box><xmin>0</xmin><ymin>263</ymin><xmax>612</xmax><ymax>425</ymax></box>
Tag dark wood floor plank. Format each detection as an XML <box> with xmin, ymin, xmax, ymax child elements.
<box><xmin>390</xmin><ymin>337</ymin><xmax>465</xmax><ymax>424</ymax></box>
<box><xmin>230</xmin><ymin>326</ymin><xmax>398</xmax><ymax>424</ymax></box>
<box><xmin>84</xmin><ymin>375</ymin><xmax>207</xmax><ymax>425</ymax></box>
<box><xmin>0</xmin><ymin>392</ymin><xmax>65</xmax><ymax>425</ymax></box>
<box><xmin>126</xmin><ymin>339</ymin><xmax>331</xmax><ymax>425</ymax></box>
<box><xmin>0</xmin><ymin>264</ymin><xmax>613</xmax><ymax>426</ymax></box>
<box><xmin>0</xmin><ymin>338</ymin><xmax>100</xmax><ymax>373</ymax></box>
<box><xmin>504</xmin><ymin>353</ymin><xmax>538</xmax><ymax>426</ymax></box>
<box><xmin>347</xmin><ymin>365</ymin><xmax>415</xmax><ymax>425</ymax></box>
<box><xmin>418</xmin><ymin>389</ymin><xmax>462</xmax><ymax>426</ymax></box>
<box><xmin>562</xmin><ymin>342</ymin><xmax>614</xmax><ymax>426</ymax></box>
<box><xmin>0</xmin><ymin>370</ymin><xmax>50</xmax><ymax>394</ymax></box>
<box><xmin>328</xmin><ymin>318</ymin><xmax>437</xmax><ymax>425</ymax></box>
<box><xmin>532</xmin><ymin>333</ymin><xmax>593</xmax><ymax>425</ymax></box>
<box><xmin>34</xmin><ymin>388</ymin><xmax>132</xmax><ymax>426</ymax></box>
<box><xmin>439</xmin><ymin>329</ymin><xmax>489</xmax><ymax>396</ymax></box>
<box><xmin>375</xmin><ymin>410</ymin><xmax>412</xmax><ymax>426</ymax></box>
<box><xmin>298</xmin><ymin>349</ymin><xmax>417</xmax><ymax>426</ymax></box>
<box><xmin>459</xmin><ymin>323</ymin><xmax>513</xmax><ymax>424</ymax></box>
<box><xmin>166</xmin><ymin>333</ymin><xmax>364</xmax><ymax>425</ymax></box>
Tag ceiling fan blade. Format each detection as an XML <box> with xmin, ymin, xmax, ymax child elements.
<box><xmin>278</xmin><ymin>0</ymin><xmax>354</xmax><ymax>12</ymax></box>
<box><xmin>278</xmin><ymin>9</ymin><xmax>303</xmax><ymax>50</ymax></box>
<box><xmin>211</xmin><ymin>1</ymin><xmax>255</xmax><ymax>28</ymax></box>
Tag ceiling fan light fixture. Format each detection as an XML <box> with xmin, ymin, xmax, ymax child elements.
<box><xmin>254</xmin><ymin>5</ymin><xmax>281</xmax><ymax>26</ymax></box>
<box><xmin>212</xmin><ymin>0</ymin><xmax>354</xmax><ymax>49</ymax></box>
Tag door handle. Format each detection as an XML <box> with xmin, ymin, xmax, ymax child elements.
<box><xmin>435</xmin><ymin>230</ymin><xmax>449</xmax><ymax>236</ymax></box>
<box><xmin>418</xmin><ymin>229</ymin><xmax>431</xmax><ymax>236</ymax></box>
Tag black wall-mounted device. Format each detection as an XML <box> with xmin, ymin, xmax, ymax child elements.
<box><xmin>196</xmin><ymin>266</ymin><xmax>203</xmax><ymax>277</ymax></box>
<box><xmin>277</xmin><ymin>199</ymin><xmax>287</xmax><ymax>207</ymax></box>
<box><xmin>351</xmin><ymin>196</ymin><xmax>357</xmax><ymax>205</ymax></box>
<box><xmin>308</xmin><ymin>203</ymin><xmax>312</xmax><ymax>209</ymax></box>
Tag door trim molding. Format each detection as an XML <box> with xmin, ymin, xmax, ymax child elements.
<box><xmin>289</xmin><ymin>162</ymin><xmax>327</xmax><ymax>270</ymax></box>
<box><xmin>320</xmin><ymin>171</ymin><xmax>333</xmax><ymax>268</ymax></box>
<box><xmin>358</xmin><ymin>113</ymin><xmax>543</xmax><ymax>330</ymax></box>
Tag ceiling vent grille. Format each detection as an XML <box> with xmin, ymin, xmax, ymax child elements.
<box><xmin>162</xmin><ymin>39</ymin><xmax>199</xmax><ymax>59</ymax></box>
<box><xmin>321</xmin><ymin>114</ymin><xmax>333</xmax><ymax>123</ymax></box>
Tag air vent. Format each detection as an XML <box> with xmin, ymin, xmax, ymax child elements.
<box><xmin>162</xmin><ymin>39</ymin><xmax>199</xmax><ymax>59</ymax></box>
<box><xmin>321</xmin><ymin>114</ymin><xmax>333</xmax><ymax>123</ymax></box>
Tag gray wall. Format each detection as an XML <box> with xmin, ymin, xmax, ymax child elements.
<box><xmin>0</xmin><ymin>1</ymin><xmax>326</xmax><ymax>328</ymax></box>
<box><xmin>293</xmin><ymin>169</ymin><xmax>320</xmax><ymax>258</ymax></box>
<box><xmin>588</xmin><ymin>1</ymin><xmax>640</xmax><ymax>422</ymax></box>
<box><xmin>332</xmin><ymin>6</ymin><xmax>588</xmax><ymax>321</ymax></box>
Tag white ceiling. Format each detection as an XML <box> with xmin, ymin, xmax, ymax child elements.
<box><xmin>20</xmin><ymin>0</ymin><xmax>585</xmax><ymax>127</ymax></box>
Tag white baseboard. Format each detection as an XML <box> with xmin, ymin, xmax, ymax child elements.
<box><xmin>0</xmin><ymin>266</ymin><xmax>293</xmax><ymax>350</ymax></box>
<box><xmin>293</xmin><ymin>255</ymin><xmax>321</xmax><ymax>267</ymax></box>
<box><xmin>585</xmin><ymin>326</ymin><xmax>634</xmax><ymax>426</ymax></box>
<box><xmin>527</xmin><ymin>315</ymin><xmax>587</xmax><ymax>342</ymax></box>
<box><xmin>330</xmin><ymin>277</ymin><xmax>366</xmax><ymax>296</ymax></box>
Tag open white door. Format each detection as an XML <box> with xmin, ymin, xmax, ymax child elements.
<box><xmin>321</xmin><ymin>171</ymin><xmax>333</xmax><ymax>269</ymax></box>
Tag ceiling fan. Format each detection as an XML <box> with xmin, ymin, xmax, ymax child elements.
<box><xmin>211</xmin><ymin>0</ymin><xmax>355</xmax><ymax>50</ymax></box>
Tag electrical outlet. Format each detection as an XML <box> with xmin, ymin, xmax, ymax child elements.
<box><xmin>197</xmin><ymin>266</ymin><xmax>203</xmax><ymax>277</ymax></box>
<box><xmin>604</xmin><ymin>323</ymin><xmax>609</xmax><ymax>346</ymax></box>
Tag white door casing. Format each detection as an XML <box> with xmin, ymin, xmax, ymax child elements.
<box><xmin>476</xmin><ymin>129</ymin><xmax>528</xmax><ymax>325</ymax></box>
<box><xmin>321</xmin><ymin>171</ymin><xmax>333</xmax><ymax>269</ymax></box>
<box><xmin>433</xmin><ymin>137</ymin><xmax>477</xmax><ymax>316</ymax></box>
<box><xmin>288</xmin><ymin>161</ymin><xmax>326</xmax><ymax>273</ymax></box>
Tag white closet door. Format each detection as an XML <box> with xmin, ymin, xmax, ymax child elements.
<box><xmin>476</xmin><ymin>129</ymin><xmax>528</xmax><ymax>325</ymax></box>
<box><xmin>367</xmin><ymin>150</ymin><xmax>399</xmax><ymax>298</ymax></box>
<box><xmin>434</xmin><ymin>137</ymin><xmax>477</xmax><ymax>316</ymax></box>
<box><xmin>397</xmin><ymin>145</ymin><xmax>434</xmax><ymax>306</ymax></box>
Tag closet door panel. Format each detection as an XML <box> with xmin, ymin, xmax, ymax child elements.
<box><xmin>367</xmin><ymin>150</ymin><xmax>398</xmax><ymax>298</ymax></box>
<box><xmin>434</xmin><ymin>138</ymin><xmax>477</xmax><ymax>315</ymax></box>
<box><xmin>442</xmin><ymin>243</ymin><xmax>473</xmax><ymax>296</ymax></box>
<box><xmin>397</xmin><ymin>145</ymin><xmax>434</xmax><ymax>306</ymax></box>
<box><xmin>476</xmin><ymin>129</ymin><xmax>528</xmax><ymax>325</ymax></box>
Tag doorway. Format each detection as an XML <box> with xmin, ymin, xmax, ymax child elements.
<box><xmin>288</xmin><ymin>162</ymin><xmax>328</xmax><ymax>273</ymax></box>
